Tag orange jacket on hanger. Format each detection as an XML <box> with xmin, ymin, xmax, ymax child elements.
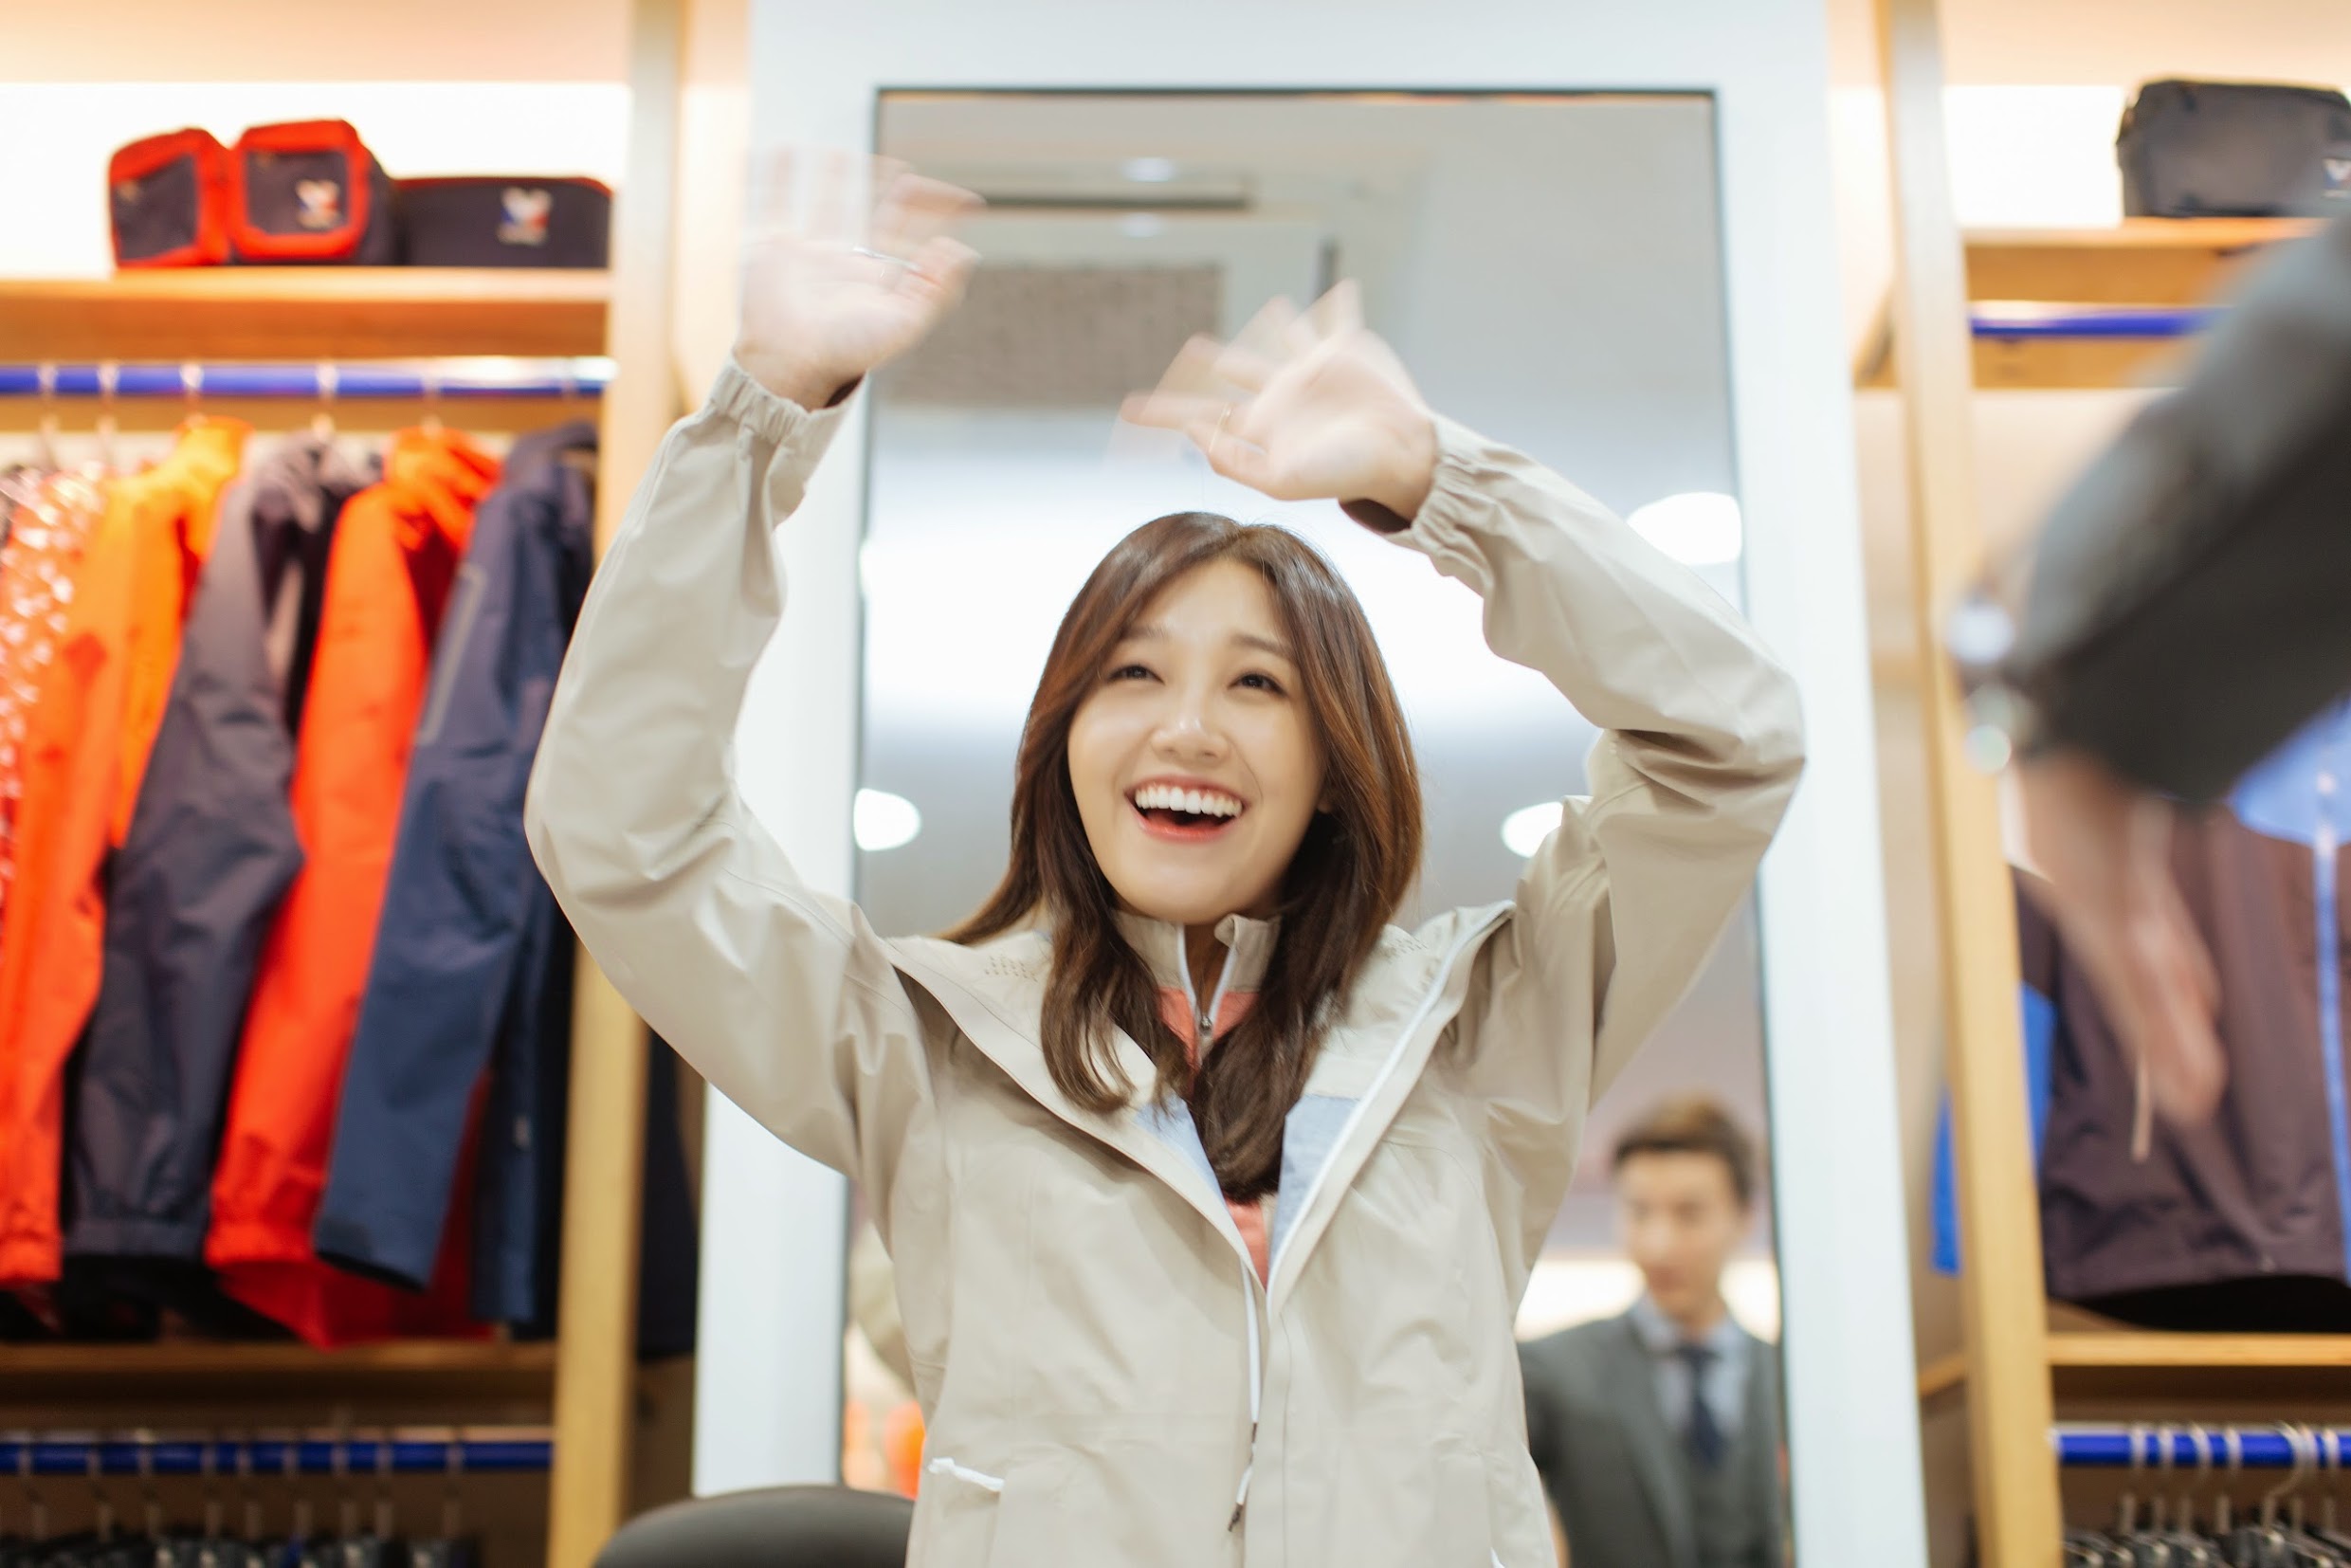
<box><xmin>0</xmin><ymin>421</ymin><xmax>246</xmax><ymax>1285</ymax></box>
<box><xmin>207</xmin><ymin>428</ymin><xmax>499</xmax><ymax>1345</ymax></box>
<box><xmin>0</xmin><ymin>473</ymin><xmax>107</xmax><ymax>933</ymax></box>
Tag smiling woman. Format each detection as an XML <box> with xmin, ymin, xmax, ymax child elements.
<box><xmin>523</xmin><ymin>139</ymin><xmax>1802</xmax><ymax>1567</ymax></box>
<box><xmin>947</xmin><ymin>515</ymin><xmax>1420</xmax><ymax>1206</ymax></box>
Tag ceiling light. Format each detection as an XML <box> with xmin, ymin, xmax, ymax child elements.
<box><xmin>1627</xmin><ymin>492</ymin><xmax>1743</xmax><ymax>566</ymax></box>
<box><xmin>854</xmin><ymin>789</ymin><xmax>922</xmax><ymax>852</ymax></box>
<box><xmin>1120</xmin><ymin>212</ymin><xmax>1165</xmax><ymax>239</ymax></box>
<box><xmin>1122</xmin><ymin>156</ymin><xmax>1177</xmax><ymax>184</ymax></box>
<box><xmin>1502</xmin><ymin>801</ymin><xmax>1563</xmax><ymax>859</ymax></box>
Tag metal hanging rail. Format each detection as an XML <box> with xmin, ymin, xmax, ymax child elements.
<box><xmin>0</xmin><ymin>359</ymin><xmax>613</xmax><ymax>401</ymax></box>
<box><xmin>0</xmin><ymin>1434</ymin><xmax>552</xmax><ymax>1478</ymax></box>
<box><xmin>1973</xmin><ymin>303</ymin><xmax>2218</xmax><ymax>339</ymax></box>
<box><xmin>2054</xmin><ymin>1424</ymin><xmax>2351</xmax><ymax>1469</ymax></box>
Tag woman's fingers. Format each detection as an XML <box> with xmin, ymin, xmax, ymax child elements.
<box><xmin>809</xmin><ymin>150</ymin><xmax>853</xmax><ymax>243</ymax></box>
<box><xmin>1187</xmin><ymin>417</ymin><xmax>1279</xmax><ymax>494</ymax></box>
<box><xmin>1212</xmin><ymin>343</ymin><xmax>1280</xmax><ymax>393</ymax></box>
<box><xmin>903</xmin><ymin>237</ymin><xmax>981</xmax><ymax>316</ymax></box>
<box><xmin>1231</xmin><ymin>297</ymin><xmax>1303</xmax><ymax>365</ymax></box>
<box><xmin>751</xmin><ymin>149</ymin><xmax>798</xmax><ymax>232</ymax></box>
<box><xmin>1306</xmin><ymin>279</ymin><xmax>1364</xmax><ymax>338</ymax></box>
<box><xmin>1121</xmin><ymin>391</ymin><xmax>1230</xmax><ymax>432</ymax></box>
<box><xmin>873</xmin><ymin>172</ymin><xmax>983</xmax><ymax>259</ymax></box>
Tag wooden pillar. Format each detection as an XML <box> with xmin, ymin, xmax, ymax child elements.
<box><xmin>545</xmin><ymin>3</ymin><xmax>688</xmax><ymax>1564</ymax></box>
<box><xmin>1873</xmin><ymin>0</ymin><xmax>2064</xmax><ymax>1561</ymax></box>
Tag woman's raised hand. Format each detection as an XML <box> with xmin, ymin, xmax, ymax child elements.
<box><xmin>1121</xmin><ymin>282</ymin><xmax>1440</xmax><ymax>522</ymax></box>
<box><xmin>735</xmin><ymin>150</ymin><xmax>982</xmax><ymax>410</ymax></box>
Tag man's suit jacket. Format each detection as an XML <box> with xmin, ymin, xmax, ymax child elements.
<box><xmin>1518</xmin><ymin>1312</ymin><xmax>1784</xmax><ymax>1568</ymax></box>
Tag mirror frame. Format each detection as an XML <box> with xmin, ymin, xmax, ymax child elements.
<box><xmin>705</xmin><ymin>7</ymin><xmax>1923</xmax><ymax>1563</ymax></box>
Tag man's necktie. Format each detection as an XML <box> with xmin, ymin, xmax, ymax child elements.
<box><xmin>1678</xmin><ymin>1343</ymin><xmax>1726</xmax><ymax>1468</ymax></box>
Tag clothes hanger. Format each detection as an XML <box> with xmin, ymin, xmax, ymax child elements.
<box><xmin>2315</xmin><ymin>1431</ymin><xmax>2351</xmax><ymax>1552</ymax></box>
<box><xmin>312</xmin><ymin>362</ymin><xmax>338</xmax><ymax>444</ymax></box>
<box><xmin>34</xmin><ymin>362</ymin><xmax>61</xmax><ymax>475</ymax></box>
<box><xmin>95</xmin><ymin>361</ymin><xmax>120</xmax><ymax>476</ymax></box>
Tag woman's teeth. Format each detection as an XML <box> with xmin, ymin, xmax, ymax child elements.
<box><xmin>1132</xmin><ymin>783</ymin><xmax>1243</xmax><ymax>818</ymax></box>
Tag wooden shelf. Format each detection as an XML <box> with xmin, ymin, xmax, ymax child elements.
<box><xmin>1855</xmin><ymin>218</ymin><xmax>2320</xmax><ymax>390</ymax></box>
<box><xmin>2047</xmin><ymin>1332</ymin><xmax>2351</xmax><ymax>1369</ymax></box>
<box><xmin>0</xmin><ymin>1340</ymin><xmax>558</xmax><ymax>1410</ymax></box>
<box><xmin>1921</xmin><ymin>1334</ymin><xmax>2351</xmax><ymax>1410</ymax></box>
<box><xmin>1965</xmin><ymin>219</ymin><xmax>2319</xmax><ymax>306</ymax></box>
<box><xmin>0</xmin><ymin>270</ymin><xmax>611</xmax><ymax>362</ymax></box>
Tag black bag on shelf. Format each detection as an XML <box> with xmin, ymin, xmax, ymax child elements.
<box><xmin>393</xmin><ymin>176</ymin><xmax>612</xmax><ymax>267</ymax></box>
<box><xmin>2118</xmin><ymin>79</ymin><xmax>2351</xmax><ymax>217</ymax></box>
<box><xmin>108</xmin><ymin>127</ymin><xmax>232</xmax><ymax>268</ymax></box>
<box><xmin>228</xmin><ymin>119</ymin><xmax>396</xmax><ymax>264</ymax></box>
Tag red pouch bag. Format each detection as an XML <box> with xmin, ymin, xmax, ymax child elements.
<box><xmin>109</xmin><ymin>128</ymin><xmax>232</xmax><ymax>268</ymax></box>
<box><xmin>228</xmin><ymin>119</ymin><xmax>396</xmax><ymax>264</ymax></box>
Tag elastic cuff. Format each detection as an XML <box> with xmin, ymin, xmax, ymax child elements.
<box><xmin>1360</xmin><ymin>413</ymin><xmax>1488</xmax><ymax>586</ymax></box>
<box><xmin>709</xmin><ymin>356</ymin><xmax>841</xmax><ymax>445</ymax></box>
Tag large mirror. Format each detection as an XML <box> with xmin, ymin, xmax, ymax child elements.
<box><xmin>841</xmin><ymin>89</ymin><xmax>1788</xmax><ymax>1565</ymax></box>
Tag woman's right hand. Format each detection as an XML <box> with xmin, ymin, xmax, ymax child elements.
<box><xmin>734</xmin><ymin>150</ymin><xmax>982</xmax><ymax>410</ymax></box>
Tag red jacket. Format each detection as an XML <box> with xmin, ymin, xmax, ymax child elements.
<box><xmin>0</xmin><ymin>423</ymin><xmax>246</xmax><ymax>1285</ymax></box>
<box><xmin>206</xmin><ymin>428</ymin><xmax>497</xmax><ymax>1344</ymax></box>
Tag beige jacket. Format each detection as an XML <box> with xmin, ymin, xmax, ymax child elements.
<box><xmin>524</xmin><ymin>361</ymin><xmax>1804</xmax><ymax>1568</ymax></box>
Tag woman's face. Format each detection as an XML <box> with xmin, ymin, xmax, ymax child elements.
<box><xmin>1067</xmin><ymin>558</ymin><xmax>1328</xmax><ymax>929</ymax></box>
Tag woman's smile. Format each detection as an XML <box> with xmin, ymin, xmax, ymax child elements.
<box><xmin>1128</xmin><ymin>775</ymin><xmax>1249</xmax><ymax>842</ymax></box>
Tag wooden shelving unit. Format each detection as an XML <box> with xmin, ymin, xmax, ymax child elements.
<box><xmin>1856</xmin><ymin>217</ymin><xmax>2318</xmax><ymax>390</ymax></box>
<box><xmin>0</xmin><ymin>145</ymin><xmax>658</xmax><ymax>1568</ymax></box>
<box><xmin>0</xmin><ymin>269</ymin><xmax>610</xmax><ymax>362</ymax></box>
<box><xmin>0</xmin><ymin>1340</ymin><xmax>562</xmax><ymax>1441</ymax></box>
<box><xmin>1923</xmin><ymin>1332</ymin><xmax>2351</xmax><ymax>1405</ymax></box>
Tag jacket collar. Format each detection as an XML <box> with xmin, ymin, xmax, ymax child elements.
<box><xmin>1112</xmin><ymin>908</ymin><xmax>1280</xmax><ymax>1010</ymax></box>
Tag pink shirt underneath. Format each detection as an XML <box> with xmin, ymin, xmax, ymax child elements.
<box><xmin>1157</xmin><ymin>987</ymin><xmax>1272</xmax><ymax>1283</ymax></box>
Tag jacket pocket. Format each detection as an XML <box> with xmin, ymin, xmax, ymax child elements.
<box><xmin>911</xmin><ymin>1453</ymin><xmax>1065</xmax><ymax>1567</ymax></box>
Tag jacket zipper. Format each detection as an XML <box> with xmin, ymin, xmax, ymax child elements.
<box><xmin>1176</xmin><ymin>931</ymin><xmax>1264</xmax><ymax>1532</ymax></box>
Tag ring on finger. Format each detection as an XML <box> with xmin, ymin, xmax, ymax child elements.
<box><xmin>850</xmin><ymin>245</ymin><xmax>920</xmax><ymax>284</ymax></box>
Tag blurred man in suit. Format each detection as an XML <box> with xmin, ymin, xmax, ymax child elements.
<box><xmin>1518</xmin><ymin>1096</ymin><xmax>1784</xmax><ymax>1568</ymax></box>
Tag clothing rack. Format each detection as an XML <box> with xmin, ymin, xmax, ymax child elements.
<box><xmin>0</xmin><ymin>1435</ymin><xmax>552</xmax><ymax>1478</ymax></box>
<box><xmin>1971</xmin><ymin>303</ymin><xmax>2216</xmax><ymax>339</ymax></box>
<box><xmin>2057</xmin><ymin>1426</ymin><xmax>2351</xmax><ymax>1469</ymax></box>
<box><xmin>0</xmin><ymin>359</ymin><xmax>613</xmax><ymax>402</ymax></box>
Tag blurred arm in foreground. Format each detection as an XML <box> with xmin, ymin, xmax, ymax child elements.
<box><xmin>2001</xmin><ymin>212</ymin><xmax>2351</xmax><ymax>1126</ymax></box>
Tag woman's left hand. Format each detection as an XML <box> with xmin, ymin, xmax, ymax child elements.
<box><xmin>1122</xmin><ymin>281</ymin><xmax>1440</xmax><ymax>522</ymax></box>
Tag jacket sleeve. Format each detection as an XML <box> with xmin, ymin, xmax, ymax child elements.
<box><xmin>1364</xmin><ymin>414</ymin><xmax>1804</xmax><ymax>1106</ymax></box>
<box><xmin>2006</xmin><ymin>212</ymin><xmax>2351</xmax><ymax>804</ymax></box>
<box><xmin>524</xmin><ymin>361</ymin><xmax>930</xmax><ymax>1181</ymax></box>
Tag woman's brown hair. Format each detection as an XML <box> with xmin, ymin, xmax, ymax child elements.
<box><xmin>947</xmin><ymin>512</ymin><xmax>1422</xmax><ymax>1199</ymax></box>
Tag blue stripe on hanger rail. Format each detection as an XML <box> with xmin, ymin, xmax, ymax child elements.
<box><xmin>1971</xmin><ymin>303</ymin><xmax>2219</xmax><ymax>338</ymax></box>
<box><xmin>0</xmin><ymin>361</ymin><xmax>613</xmax><ymax>400</ymax></box>
<box><xmin>2052</xmin><ymin>1428</ymin><xmax>2348</xmax><ymax>1468</ymax></box>
<box><xmin>0</xmin><ymin>1438</ymin><xmax>552</xmax><ymax>1477</ymax></box>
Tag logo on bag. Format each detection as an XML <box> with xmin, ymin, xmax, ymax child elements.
<box><xmin>295</xmin><ymin>179</ymin><xmax>343</xmax><ymax>230</ymax></box>
<box><xmin>499</xmin><ymin>188</ymin><xmax>554</xmax><ymax>246</ymax></box>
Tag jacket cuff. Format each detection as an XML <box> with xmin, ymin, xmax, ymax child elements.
<box><xmin>708</xmin><ymin>356</ymin><xmax>854</xmax><ymax>447</ymax></box>
<box><xmin>1341</xmin><ymin>413</ymin><xmax>1490</xmax><ymax>575</ymax></box>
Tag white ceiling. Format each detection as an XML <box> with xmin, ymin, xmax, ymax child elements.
<box><xmin>1825</xmin><ymin>0</ymin><xmax>2351</xmax><ymax>87</ymax></box>
<box><xmin>22</xmin><ymin>0</ymin><xmax>2343</xmax><ymax>95</ymax></box>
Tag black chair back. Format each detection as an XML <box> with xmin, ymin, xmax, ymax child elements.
<box><xmin>593</xmin><ymin>1484</ymin><xmax>914</xmax><ymax>1568</ymax></box>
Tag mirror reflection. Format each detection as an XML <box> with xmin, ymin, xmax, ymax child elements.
<box><xmin>841</xmin><ymin>90</ymin><xmax>1793</xmax><ymax>1566</ymax></box>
